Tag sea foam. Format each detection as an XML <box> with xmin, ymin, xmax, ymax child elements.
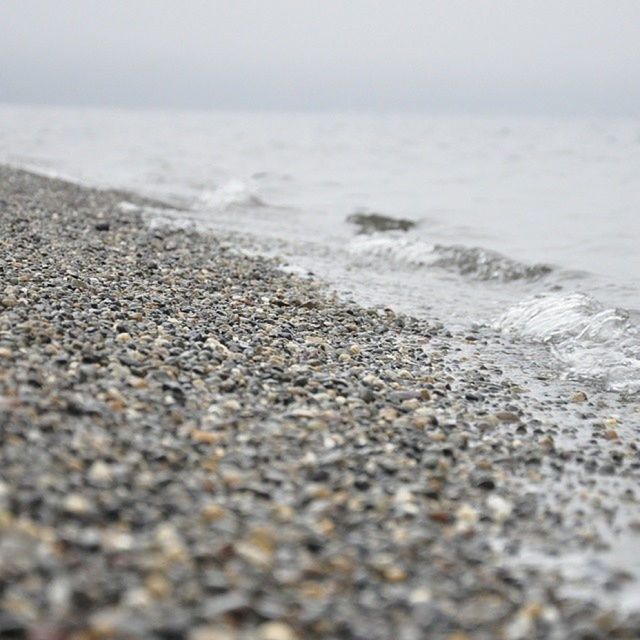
<box><xmin>199</xmin><ymin>180</ymin><xmax>265</xmax><ymax>211</ymax></box>
<box><xmin>348</xmin><ymin>234</ymin><xmax>552</xmax><ymax>282</ymax></box>
<box><xmin>496</xmin><ymin>292</ymin><xmax>640</xmax><ymax>392</ymax></box>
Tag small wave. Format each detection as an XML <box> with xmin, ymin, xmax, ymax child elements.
<box><xmin>348</xmin><ymin>235</ymin><xmax>551</xmax><ymax>282</ymax></box>
<box><xmin>118</xmin><ymin>201</ymin><xmax>141</xmax><ymax>213</ymax></box>
<box><xmin>430</xmin><ymin>244</ymin><xmax>552</xmax><ymax>281</ymax></box>
<box><xmin>199</xmin><ymin>180</ymin><xmax>265</xmax><ymax>210</ymax></box>
<box><xmin>496</xmin><ymin>293</ymin><xmax>640</xmax><ymax>392</ymax></box>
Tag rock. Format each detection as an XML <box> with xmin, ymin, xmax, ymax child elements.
<box><xmin>349</xmin><ymin>344</ymin><xmax>362</xmax><ymax>356</ymax></box>
<box><xmin>201</xmin><ymin>503</ymin><xmax>228</xmax><ymax>522</ymax></box>
<box><xmin>486</xmin><ymin>495</ymin><xmax>513</xmax><ymax>522</ymax></box>
<box><xmin>87</xmin><ymin>460</ymin><xmax>113</xmax><ymax>486</ymax></box>
<box><xmin>381</xmin><ymin>565</ymin><xmax>408</xmax><ymax>583</ymax></box>
<box><xmin>347</xmin><ymin>212</ymin><xmax>416</xmax><ymax>234</ymax></box>
<box><xmin>201</xmin><ymin>593</ymin><xmax>249</xmax><ymax>618</ymax></box>
<box><xmin>102</xmin><ymin>530</ymin><xmax>135</xmax><ymax>552</ymax></box>
<box><xmin>0</xmin><ymin>613</ymin><xmax>25</xmax><ymax>636</ymax></box>
<box><xmin>0</xmin><ymin>480</ymin><xmax>8</xmax><ymax>509</ymax></box>
<box><xmin>505</xmin><ymin>602</ymin><xmax>544</xmax><ymax>640</ymax></box>
<box><xmin>191</xmin><ymin>429</ymin><xmax>222</xmax><ymax>445</ymax></box>
<box><xmin>235</xmin><ymin>526</ymin><xmax>277</xmax><ymax>568</ymax></box>
<box><xmin>455</xmin><ymin>503</ymin><xmax>479</xmax><ymax>533</ymax></box>
<box><xmin>570</xmin><ymin>391</ymin><xmax>588</xmax><ymax>403</ymax></box>
<box><xmin>62</xmin><ymin>493</ymin><xmax>91</xmax><ymax>516</ymax></box>
<box><xmin>473</xmin><ymin>474</ymin><xmax>496</xmax><ymax>491</ymax></box>
<box><xmin>257</xmin><ymin>621</ymin><xmax>298</xmax><ymax>640</ymax></box>
<box><xmin>189</xmin><ymin>626</ymin><xmax>237</xmax><ymax>640</ymax></box>
<box><xmin>495</xmin><ymin>411</ymin><xmax>520</xmax><ymax>423</ymax></box>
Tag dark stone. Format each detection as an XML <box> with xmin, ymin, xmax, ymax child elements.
<box><xmin>474</xmin><ymin>474</ymin><xmax>496</xmax><ymax>490</ymax></box>
<box><xmin>347</xmin><ymin>212</ymin><xmax>416</xmax><ymax>234</ymax></box>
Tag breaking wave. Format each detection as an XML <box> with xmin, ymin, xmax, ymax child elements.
<box><xmin>496</xmin><ymin>293</ymin><xmax>640</xmax><ymax>393</ymax></box>
<box><xmin>348</xmin><ymin>235</ymin><xmax>552</xmax><ymax>282</ymax></box>
<box><xmin>199</xmin><ymin>180</ymin><xmax>265</xmax><ymax>210</ymax></box>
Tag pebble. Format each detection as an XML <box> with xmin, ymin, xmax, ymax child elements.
<box><xmin>495</xmin><ymin>411</ymin><xmax>520</xmax><ymax>423</ymax></box>
<box><xmin>257</xmin><ymin>621</ymin><xmax>298</xmax><ymax>640</ymax></box>
<box><xmin>62</xmin><ymin>493</ymin><xmax>91</xmax><ymax>516</ymax></box>
<box><xmin>571</xmin><ymin>390</ymin><xmax>588</xmax><ymax>403</ymax></box>
<box><xmin>191</xmin><ymin>429</ymin><xmax>222</xmax><ymax>445</ymax></box>
<box><xmin>87</xmin><ymin>460</ymin><xmax>112</xmax><ymax>485</ymax></box>
<box><xmin>202</xmin><ymin>593</ymin><xmax>249</xmax><ymax>618</ymax></box>
<box><xmin>189</xmin><ymin>626</ymin><xmax>237</xmax><ymax>640</ymax></box>
<box><xmin>201</xmin><ymin>503</ymin><xmax>228</xmax><ymax>522</ymax></box>
<box><xmin>455</xmin><ymin>503</ymin><xmax>479</xmax><ymax>533</ymax></box>
<box><xmin>486</xmin><ymin>494</ymin><xmax>513</xmax><ymax>522</ymax></box>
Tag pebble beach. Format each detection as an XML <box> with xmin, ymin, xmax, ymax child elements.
<box><xmin>1</xmin><ymin>165</ymin><xmax>639</xmax><ymax>639</ymax></box>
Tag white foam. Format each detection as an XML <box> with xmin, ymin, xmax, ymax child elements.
<box><xmin>118</xmin><ymin>201</ymin><xmax>141</xmax><ymax>213</ymax></box>
<box><xmin>496</xmin><ymin>293</ymin><xmax>640</xmax><ymax>392</ymax></box>
<box><xmin>348</xmin><ymin>235</ymin><xmax>551</xmax><ymax>282</ymax></box>
<box><xmin>199</xmin><ymin>180</ymin><xmax>264</xmax><ymax>211</ymax></box>
<box><xmin>348</xmin><ymin>234</ymin><xmax>432</xmax><ymax>266</ymax></box>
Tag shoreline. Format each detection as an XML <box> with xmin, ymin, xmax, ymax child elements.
<box><xmin>1</xmin><ymin>165</ymin><xmax>639</xmax><ymax>638</ymax></box>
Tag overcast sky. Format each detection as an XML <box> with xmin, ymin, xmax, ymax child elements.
<box><xmin>1</xmin><ymin>0</ymin><xmax>639</xmax><ymax>114</ymax></box>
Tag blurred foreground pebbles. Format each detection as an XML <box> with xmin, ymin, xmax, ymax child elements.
<box><xmin>0</xmin><ymin>166</ymin><xmax>639</xmax><ymax>639</ymax></box>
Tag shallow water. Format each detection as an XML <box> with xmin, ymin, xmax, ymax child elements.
<box><xmin>1</xmin><ymin>104</ymin><xmax>639</xmax><ymax>392</ymax></box>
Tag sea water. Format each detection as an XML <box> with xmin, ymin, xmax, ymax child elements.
<box><xmin>1</xmin><ymin>105</ymin><xmax>639</xmax><ymax>392</ymax></box>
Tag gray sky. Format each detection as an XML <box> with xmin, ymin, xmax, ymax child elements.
<box><xmin>1</xmin><ymin>0</ymin><xmax>640</xmax><ymax>114</ymax></box>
